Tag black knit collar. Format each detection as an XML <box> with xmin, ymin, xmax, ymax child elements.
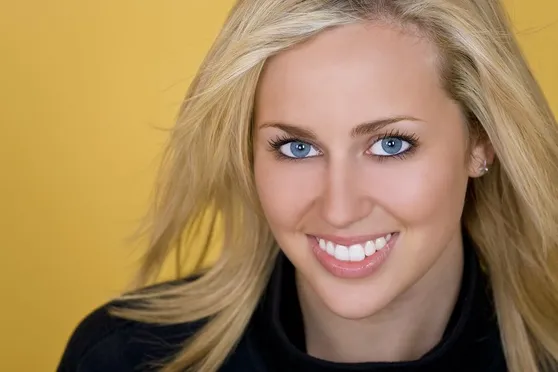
<box><xmin>251</xmin><ymin>236</ymin><xmax>506</xmax><ymax>372</ymax></box>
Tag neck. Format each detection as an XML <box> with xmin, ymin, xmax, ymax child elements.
<box><xmin>297</xmin><ymin>235</ymin><xmax>464</xmax><ymax>363</ymax></box>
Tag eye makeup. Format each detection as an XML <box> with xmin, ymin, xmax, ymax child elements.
<box><xmin>266</xmin><ymin>129</ymin><xmax>420</xmax><ymax>161</ymax></box>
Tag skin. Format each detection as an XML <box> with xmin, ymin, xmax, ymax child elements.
<box><xmin>253</xmin><ymin>22</ymin><xmax>492</xmax><ymax>363</ymax></box>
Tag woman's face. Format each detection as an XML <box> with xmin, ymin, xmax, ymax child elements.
<box><xmin>253</xmin><ymin>22</ymin><xmax>487</xmax><ymax>319</ymax></box>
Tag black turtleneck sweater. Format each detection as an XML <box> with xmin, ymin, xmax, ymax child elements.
<box><xmin>58</xmin><ymin>243</ymin><xmax>507</xmax><ymax>371</ymax></box>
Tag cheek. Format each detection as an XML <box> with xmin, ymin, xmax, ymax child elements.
<box><xmin>254</xmin><ymin>155</ymin><xmax>319</xmax><ymax>231</ymax></box>
<box><xmin>372</xmin><ymin>152</ymin><xmax>469</xmax><ymax>235</ymax></box>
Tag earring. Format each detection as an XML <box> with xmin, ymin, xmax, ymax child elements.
<box><xmin>479</xmin><ymin>159</ymin><xmax>489</xmax><ymax>175</ymax></box>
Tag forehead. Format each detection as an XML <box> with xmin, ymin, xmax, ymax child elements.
<box><xmin>254</xmin><ymin>22</ymin><xmax>445</xmax><ymax>126</ymax></box>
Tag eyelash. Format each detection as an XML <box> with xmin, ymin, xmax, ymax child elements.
<box><xmin>266</xmin><ymin>129</ymin><xmax>420</xmax><ymax>162</ymax></box>
<box><xmin>371</xmin><ymin>129</ymin><xmax>419</xmax><ymax>162</ymax></box>
<box><xmin>267</xmin><ymin>134</ymin><xmax>308</xmax><ymax>162</ymax></box>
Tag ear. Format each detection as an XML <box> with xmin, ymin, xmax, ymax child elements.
<box><xmin>468</xmin><ymin>140</ymin><xmax>495</xmax><ymax>178</ymax></box>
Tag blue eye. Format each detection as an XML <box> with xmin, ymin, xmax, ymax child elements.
<box><xmin>279</xmin><ymin>141</ymin><xmax>320</xmax><ymax>158</ymax></box>
<box><xmin>369</xmin><ymin>137</ymin><xmax>411</xmax><ymax>156</ymax></box>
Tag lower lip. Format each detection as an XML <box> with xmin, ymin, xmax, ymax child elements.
<box><xmin>309</xmin><ymin>233</ymin><xmax>398</xmax><ymax>279</ymax></box>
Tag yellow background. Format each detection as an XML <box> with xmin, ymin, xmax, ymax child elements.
<box><xmin>1</xmin><ymin>1</ymin><xmax>556</xmax><ymax>370</ymax></box>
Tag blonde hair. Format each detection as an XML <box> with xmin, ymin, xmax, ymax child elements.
<box><xmin>113</xmin><ymin>0</ymin><xmax>558</xmax><ymax>371</ymax></box>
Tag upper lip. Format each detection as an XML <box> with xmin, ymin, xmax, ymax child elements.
<box><xmin>310</xmin><ymin>232</ymin><xmax>396</xmax><ymax>246</ymax></box>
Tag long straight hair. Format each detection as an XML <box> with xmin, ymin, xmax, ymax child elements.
<box><xmin>113</xmin><ymin>1</ymin><xmax>558</xmax><ymax>371</ymax></box>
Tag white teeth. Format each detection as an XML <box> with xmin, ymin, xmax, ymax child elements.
<box><xmin>348</xmin><ymin>244</ymin><xmax>365</xmax><ymax>261</ymax></box>
<box><xmin>316</xmin><ymin>233</ymin><xmax>394</xmax><ymax>262</ymax></box>
<box><xmin>326</xmin><ymin>241</ymin><xmax>335</xmax><ymax>255</ymax></box>
<box><xmin>364</xmin><ymin>240</ymin><xmax>376</xmax><ymax>256</ymax></box>
<box><xmin>334</xmin><ymin>245</ymin><xmax>349</xmax><ymax>261</ymax></box>
<box><xmin>375</xmin><ymin>237</ymin><xmax>387</xmax><ymax>250</ymax></box>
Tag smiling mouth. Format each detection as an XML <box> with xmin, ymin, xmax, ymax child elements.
<box><xmin>311</xmin><ymin>232</ymin><xmax>397</xmax><ymax>263</ymax></box>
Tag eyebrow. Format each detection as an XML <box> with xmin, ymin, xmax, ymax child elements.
<box><xmin>259</xmin><ymin>115</ymin><xmax>422</xmax><ymax>140</ymax></box>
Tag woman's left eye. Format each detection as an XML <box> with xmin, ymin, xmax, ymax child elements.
<box><xmin>279</xmin><ymin>141</ymin><xmax>320</xmax><ymax>159</ymax></box>
<box><xmin>368</xmin><ymin>137</ymin><xmax>411</xmax><ymax>157</ymax></box>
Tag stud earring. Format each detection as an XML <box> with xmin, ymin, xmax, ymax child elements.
<box><xmin>479</xmin><ymin>159</ymin><xmax>489</xmax><ymax>175</ymax></box>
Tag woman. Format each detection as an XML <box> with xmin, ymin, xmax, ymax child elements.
<box><xmin>58</xmin><ymin>0</ymin><xmax>558</xmax><ymax>371</ymax></box>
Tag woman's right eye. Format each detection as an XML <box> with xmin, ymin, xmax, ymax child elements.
<box><xmin>279</xmin><ymin>141</ymin><xmax>320</xmax><ymax>159</ymax></box>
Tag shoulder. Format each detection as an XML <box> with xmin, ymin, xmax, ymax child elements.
<box><xmin>57</xmin><ymin>277</ymin><xmax>206</xmax><ymax>372</ymax></box>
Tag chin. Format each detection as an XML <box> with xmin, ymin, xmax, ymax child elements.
<box><xmin>308</xmin><ymin>272</ymin><xmax>399</xmax><ymax>320</ymax></box>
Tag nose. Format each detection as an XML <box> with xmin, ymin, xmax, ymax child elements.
<box><xmin>319</xmin><ymin>159</ymin><xmax>373</xmax><ymax>229</ymax></box>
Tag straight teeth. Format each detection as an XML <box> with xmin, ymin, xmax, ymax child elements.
<box><xmin>317</xmin><ymin>233</ymin><xmax>393</xmax><ymax>262</ymax></box>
